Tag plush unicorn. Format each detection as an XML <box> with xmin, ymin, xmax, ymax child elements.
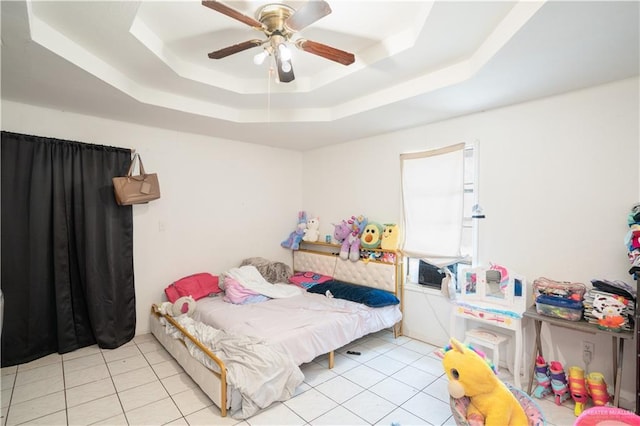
<box><xmin>333</xmin><ymin>215</ymin><xmax>367</xmax><ymax>261</ymax></box>
<box><xmin>332</xmin><ymin>220</ymin><xmax>352</xmax><ymax>259</ymax></box>
<box><xmin>439</xmin><ymin>338</ymin><xmax>528</xmax><ymax>426</ymax></box>
<box><xmin>281</xmin><ymin>211</ymin><xmax>307</xmax><ymax>250</ymax></box>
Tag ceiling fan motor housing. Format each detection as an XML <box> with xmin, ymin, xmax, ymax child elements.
<box><xmin>257</xmin><ymin>4</ymin><xmax>295</xmax><ymax>38</ymax></box>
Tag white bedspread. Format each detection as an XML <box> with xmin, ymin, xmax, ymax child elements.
<box><xmin>193</xmin><ymin>291</ymin><xmax>402</xmax><ymax>365</ymax></box>
<box><xmin>163</xmin><ymin>315</ymin><xmax>304</xmax><ymax>419</ymax></box>
<box><xmin>225</xmin><ymin>265</ymin><xmax>302</xmax><ymax>298</ymax></box>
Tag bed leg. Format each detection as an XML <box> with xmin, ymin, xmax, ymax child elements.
<box><xmin>328</xmin><ymin>351</ymin><xmax>335</xmax><ymax>369</ymax></box>
<box><xmin>221</xmin><ymin>381</ymin><xmax>227</xmax><ymax>417</ymax></box>
<box><xmin>393</xmin><ymin>322</ymin><xmax>402</xmax><ymax>338</ymax></box>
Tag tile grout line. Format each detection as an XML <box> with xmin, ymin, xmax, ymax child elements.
<box><xmin>4</xmin><ymin>358</ymin><xmax>63</xmax><ymax>425</ymax></box>
<box><xmin>61</xmin><ymin>354</ymin><xmax>69</xmax><ymax>426</ymax></box>
<box><xmin>303</xmin><ymin>339</ymin><xmax>441</xmax><ymax>426</ymax></box>
<box><xmin>3</xmin><ymin>367</ymin><xmax>16</xmax><ymax>426</ymax></box>
<box><xmin>101</xmin><ymin>345</ymin><xmax>130</xmax><ymax>426</ymax></box>
<box><xmin>135</xmin><ymin>339</ymin><xmax>186</xmax><ymax>425</ymax></box>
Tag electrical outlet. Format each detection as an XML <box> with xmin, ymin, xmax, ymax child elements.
<box><xmin>583</xmin><ymin>341</ymin><xmax>595</xmax><ymax>357</ymax></box>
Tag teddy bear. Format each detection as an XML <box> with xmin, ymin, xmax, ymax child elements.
<box><xmin>281</xmin><ymin>211</ymin><xmax>307</xmax><ymax>250</ymax></box>
<box><xmin>439</xmin><ymin>337</ymin><xmax>528</xmax><ymax>426</ymax></box>
<box><xmin>303</xmin><ymin>217</ymin><xmax>320</xmax><ymax>242</ymax></box>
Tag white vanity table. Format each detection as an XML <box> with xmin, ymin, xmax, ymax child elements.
<box><xmin>450</xmin><ymin>266</ymin><xmax>533</xmax><ymax>389</ymax></box>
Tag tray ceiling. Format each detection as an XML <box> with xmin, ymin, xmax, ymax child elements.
<box><xmin>1</xmin><ymin>1</ymin><xmax>638</xmax><ymax>150</ymax></box>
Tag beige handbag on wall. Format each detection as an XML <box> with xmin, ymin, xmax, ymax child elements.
<box><xmin>112</xmin><ymin>153</ymin><xmax>161</xmax><ymax>205</ymax></box>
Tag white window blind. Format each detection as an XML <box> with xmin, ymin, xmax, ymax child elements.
<box><xmin>400</xmin><ymin>143</ymin><xmax>466</xmax><ymax>266</ymax></box>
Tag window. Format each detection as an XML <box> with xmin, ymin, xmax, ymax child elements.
<box><xmin>401</xmin><ymin>142</ymin><xmax>478</xmax><ymax>289</ymax></box>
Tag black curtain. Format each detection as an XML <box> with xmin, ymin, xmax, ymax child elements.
<box><xmin>1</xmin><ymin>131</ymin><xmax>135</xmax><ymax>367</ymax></box>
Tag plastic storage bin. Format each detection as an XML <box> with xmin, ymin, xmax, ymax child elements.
<box><xmin>535</xmin><ymin>295</ymin><xmax>583</xmax><ymax>321</ymax></box>
<box><xmin>533</xmin><ymin>277</ymin><xmax>586</xmax><ymax>301</ymax></box>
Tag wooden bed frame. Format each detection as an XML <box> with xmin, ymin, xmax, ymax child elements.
<box><xmin>150</xmin><ymin>305</ymin><xmax>230</xmax><ymax>416</ymax></box>
<box><xmin>149</xmin><ymin>243</ymin><xmax>403</xmax><ymax>418</ymax></box>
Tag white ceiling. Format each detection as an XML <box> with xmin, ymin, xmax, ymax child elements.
<box><xmin>1</xmin><ymin>1</ymin><xmax>638</xmax><ymax>151</ymax></box>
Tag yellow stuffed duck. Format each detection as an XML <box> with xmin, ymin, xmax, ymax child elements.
<box><xmin>440</xmin><ymin>338</ymin><xmax>528</xmax><ymax>426</ymax></box>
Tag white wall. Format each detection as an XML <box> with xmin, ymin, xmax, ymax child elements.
<box><xmin>302</xmin><ymin>77</ymin><xmax>639</xmax><ymax>409</ymax></box>
<box><xmin>2</xmin><ymin>77</ymin><xmax>638</xmax><ymax>408</ymax></box>
<box><xmin>1</xmin><ymin>101</ymin><xmax>303</xmax><ymax>336</ymax></box>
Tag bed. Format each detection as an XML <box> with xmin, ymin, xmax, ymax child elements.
<box><xmin>150</xmin><ymin>242</ymin><xmax>403</xmax><ymax>419</ymax></box>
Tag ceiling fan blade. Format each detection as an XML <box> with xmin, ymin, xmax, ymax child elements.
<box><xmin>295</xmin><ymin>39</ymin><xmax>355</xmax><ymax>65</ymax></box>
<box><xmin>285</xmin><ymin>0</ymin><xmax>332</xmax><ymax>32</ymax></box>
<box><xmin>202</xmin><ymin>0</ymin><xmax>264</xmax><ymax>29</ymax></box>
<box><xmin>208</xmin><ymin>39</ymin><xmax>263</xmax><ymax>59</ymax></box>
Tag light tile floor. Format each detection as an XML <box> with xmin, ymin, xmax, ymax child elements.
<box><xmin>1</xmin><ymin>331</ymin><xmax>576</xmax><ymax>425</ymax></box>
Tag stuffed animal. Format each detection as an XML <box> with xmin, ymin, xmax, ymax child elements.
<box><xmin>332</xmin><ymin>220</ymin><xmax>355</xmax><ymax>261</ymax></box>
<box><xmin>332</xmin><ymin>220</ymin><xmax>351</xmax><ymax>244</ymax></box>
<box><xmin>332</xmin><ymin>218</ymin><xmax>361</xmax><ymax>261</ymax></box>
<box><xmin>439</xmin><ymin>338</ymin><xmax>528</xmax><ymax>426</ymax></box>
<box><xmin>360</xmin><ymin>222</ymin><xmax>383</xmax><ymax>249</ymax></box>
<box><xmin>349</xmin><ymin>215</ymin><xmax>368</xmax><ymax>237</ymax></box>
<box><xmin>382</xmin><ymin>252</ymin><xmax>396</xmax><ymax>263</ymax></box>
<box><xmin>336</xmin><ymin>215</ymin><xmax>366</xmax><ymax>261</ymax></box>
<box><xmin>381</xmin><ymin>223</ymin><xmax>400</xmax><ymax>250</ymax></box>
<box><xmin>303</xmin><ymin>217</ymin><xmax>320</xmax><ymax>242</ymax></box>
<box><xmin>158</xmin><ymin>295</ymin><xmax>197</xmax><ymax>317</ymax></box>
<box><xmin>281</xmin><ymin>211</ymin><xmax>307</xmax><ymax>250</ymax></box>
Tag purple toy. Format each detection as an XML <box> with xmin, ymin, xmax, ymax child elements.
<box><xmin>333</xmin><ymin>215</ymin><xmax>368</xmax><ymax>261</ymax></box>
<box><xmin>332</xmin><ymin>220</ymin><xmax>351</xmax><ymax>259</ymax></box>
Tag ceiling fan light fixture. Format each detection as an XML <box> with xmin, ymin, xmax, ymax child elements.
<box><xmin>253</xmin><ymin>49</ymin><xmax>269</xmax><ymax>65</ymax></box>
<box><xmin>278</xmin><ymin>43</ymin><xmax>292</xmax><ymax>61</ymax></box>
<box><xmin>203</xmin><ymin>1</ymin><xmax>354</xmax><ymax>82</ymax></box>
<box><xmin>280</xmin><ymin>60</ymin><xmax>292</xmax><ymax>73</ymax></box>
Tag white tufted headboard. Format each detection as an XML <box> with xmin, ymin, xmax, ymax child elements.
<box><xmin>292</xmin><ymin>248</ymin><xmax>398</xmax><ymax>294</ymax></box>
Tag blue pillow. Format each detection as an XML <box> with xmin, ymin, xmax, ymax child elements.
<box><xmin>307</xmin><ymin>280</ymin><xmax>399</xmax><ymax>308</ymax></box>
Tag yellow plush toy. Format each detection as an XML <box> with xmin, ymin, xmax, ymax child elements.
<box><xmin>440</xmin><ymin>338</ymin><xmax>528</xmax><ymax>426</ymax></box>
<box><xmin>381</xmin><ymin>224</ymin><xmax>400</xmax><ymax>250</ymax></box>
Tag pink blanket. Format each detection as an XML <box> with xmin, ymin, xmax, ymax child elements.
<box><xmin>222</xmin><ymin>276</ymin><xmax>269</xmax><ymax>304</ymax></box>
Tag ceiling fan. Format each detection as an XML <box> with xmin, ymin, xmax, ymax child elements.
<box><xmin>202</xmin><ymin>0</ymin><xmax>355</xmax><ymax>83</ymax></box>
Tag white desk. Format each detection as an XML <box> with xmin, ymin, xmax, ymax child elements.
<box><xmin>450</xmin><ymin>302</ymin><xmax>525</xmax><ymax>389</ymax></box>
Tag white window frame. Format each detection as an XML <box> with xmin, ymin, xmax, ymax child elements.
<box><xmin>401</xmin><ymin>141</ymin><xmax>479</xmax><ymax>288</ymax></box>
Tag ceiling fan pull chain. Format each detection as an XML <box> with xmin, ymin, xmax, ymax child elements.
<box><xmin>267</xmin><ymin>63</ymin><xmax>273</xmax><ymax>123</ymax></box>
